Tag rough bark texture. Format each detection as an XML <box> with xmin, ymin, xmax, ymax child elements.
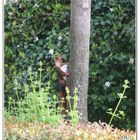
<box><xmin>68</xmin><ymin>0</ymin><xmax>91</xmax><ymax>123</ymax></box>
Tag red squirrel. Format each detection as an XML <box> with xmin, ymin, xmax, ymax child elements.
<box><xmin>54</xmin><ymin>55</ymin><xmax>69</xmax><ymax>111</ymax></box>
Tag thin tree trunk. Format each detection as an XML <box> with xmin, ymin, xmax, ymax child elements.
<box><xmin>68</xmin><ymin>0</ymin><xmax>91</xmax><ymax>123</ymax></box>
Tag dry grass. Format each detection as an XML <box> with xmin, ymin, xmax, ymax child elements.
<box><xmin>5</xmin><ymin>119</ymin><xmax>136</xmax><ymax>140</ymax></box>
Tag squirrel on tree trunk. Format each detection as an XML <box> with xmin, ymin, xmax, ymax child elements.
<box><xmin>54</xmin><ymin>55</ymin><xmax>69</xmax><ymax>113</ymax></box>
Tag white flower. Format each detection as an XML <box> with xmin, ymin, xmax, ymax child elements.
<box><xmin>8</xmin><ymin>12</ymin><xmax>12</xmax><ymax>16</ymax></box>
<box><xmin>128</xmin><ymin>58</ymin><xmax>134</xmax><ymax>64</ymax></box>
<box><xmin>49</xmin><ymin>49</ymin><xmax>54</xmax><ymax>55</ymax></box>
<box><xmin>58</xmin><ymin>36</ymin><xmax>62</xmax><ymax>41</ymax></box>
<box><xmin>110</xmin><ymin>8</ymin><xmax>113</xmax><ymax>12</ymax></box>
<box><xmin>105</xmin><ymin>82</ymin><xmax>111</xmax><ymax>87</ymax></box>
<box><xmin>35</xmin><ymin>36</ymin><xmax>39</xmax><ymax>41</ymax></box>
<box><xmin>34</xmin><ymin>4</ymin><xmax>39</xmax><ymax>7</ymax></box>
<box><xmin>17</xmin><ymin>45</ymin><xmax>20</xmax><ymax>48</ymax></box>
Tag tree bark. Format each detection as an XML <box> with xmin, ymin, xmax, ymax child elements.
<box><xmin>68</xmin><ymin>0</ymin><xmax>91</xmax><ymax>123</ymax></box>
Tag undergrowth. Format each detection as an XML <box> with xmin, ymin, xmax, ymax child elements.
<box><xmin>4</xmin><ymin>62</ymin><xmax>136</xmax><ymax>139</ymax></box>
<box><xmin>4</xmin><ymin>62</ymin><xmax>80</xmax><ymax>126</ymax></box>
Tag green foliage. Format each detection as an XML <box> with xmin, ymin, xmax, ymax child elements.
<box><xmin>4</xmin><ymin>0</ymin><xmax>70</xmax><ymax>102</ymax></box>
<box><xmin>66</xmin><ymin>87</ymin><xmax>80</xmax><ymax>126</ymax></box>
<box><xmin>4</xmin><ymin>64</ymin><xmax>80</xmax><ymax>126</ymax></box>
<box><xmin>5</xmin><ymin>0</ymin><xmax>135</xmax><ymax>129</ymax></box>
<box><xmin>88</xmin><ymin>0</ymin><xmax>135</xmax><ymax>130</ymax></box>
<box><xmin>5</xmin><ymin>64</ymin><xmax>63</xmax><ymax>125</ymax></box>
<box><xmin>107</xmin><ymin>80</ymin><xmax>130</xmax><ymax>126</ymax></box>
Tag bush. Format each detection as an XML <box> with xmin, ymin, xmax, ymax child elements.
<box><xmin>4</xmin><ymin>0</ymin><xmax>70</xmax><ymax>102</ymax></box>
<box><xmin>88</xmin><ymin>0</ymin><xmax>135</xmax><ymax>130</ymax></box>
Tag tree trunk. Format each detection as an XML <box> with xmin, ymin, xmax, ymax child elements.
<box><xmin>68</xmin><ymin>0</ymin><xmax>91</xmax><ymax>123</ymax></box>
